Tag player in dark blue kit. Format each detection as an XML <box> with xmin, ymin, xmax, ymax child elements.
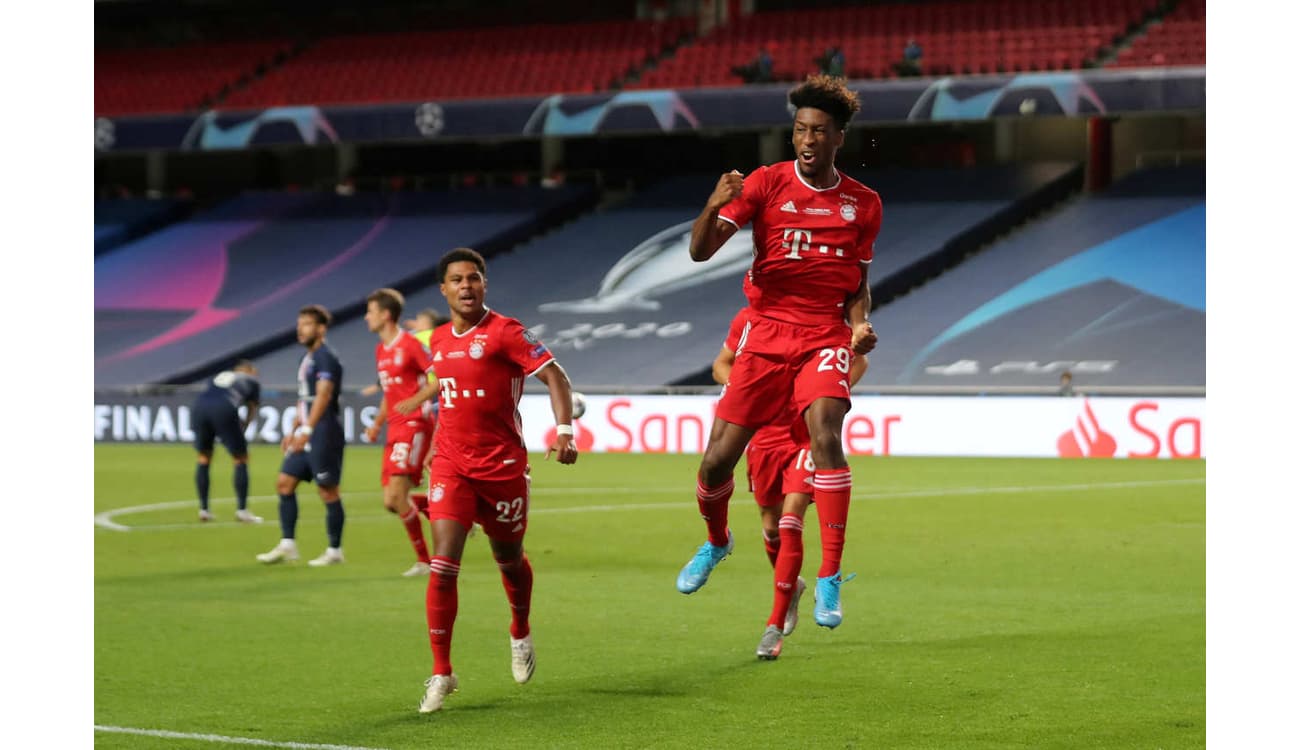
<box><xmin>192</xmin><ymin>359</ymin><xmax>263</xmax><ymax>523</ymax></box>
<box><xmin>257</xmin><ymin>305</ymin><xmax>349</xmax><ymax>567</ymax></box>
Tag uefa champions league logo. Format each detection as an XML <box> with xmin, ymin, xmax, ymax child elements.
<box><xmin>415</xmin><ymin>102</ymin><xmax>445</xmax><ymax>137</ymax></box>
<box><xmin>95</xmin><ymin>118</ymin><xmax>116</xmax><ymax>151</ymax></box>
<box><xmin>538</xmin><ymin>221</ymin><xmax>753</xmax><ymax>313</ymax></box>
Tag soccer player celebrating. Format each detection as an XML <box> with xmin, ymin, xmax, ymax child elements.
<box><xmin>256</xmin><ymin>305</ymin><xmax>349</xmax><ymax>567</ymax></box>
<box><xmin>362</xmin><ymin>288</ymin><xmax>441</xmax><ymax>577</ymax></box>
<box><xmin>713</xmin><ymin>307</ymin><xmax>868</xmax><ymax>658</ymax></box>
<box><xmin>416</xmin><ymin>247</ymin><xmax>579</xmax><ymax>714</ymax></box>
<box><xmin>190</xmin><ymin>359</ymin><xmax>262</xmax><ymax>523</ymax></box>
<box><xmin>710</xmin><ymin>308</ymin><xmax>807</xmax><ymax>634</ymax></box>
<box><xmin>676</xmin><ymin>74</ymin><xmax>880</xmax><ymax>632</ymax></box>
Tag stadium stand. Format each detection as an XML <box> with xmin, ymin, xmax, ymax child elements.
<box><xmin>95</xmin><ymin>40</ymin><xmax>292</xmax><ymax>116</ymax></box>
<box><xmin>866</xmin><ymin>163</ymin><xmax>1206</xmax><ymax>389</ymax></box>
<box><xmin>93</xmin><ymin>0</ymin><xmax>1203</xmax><ymax>116</ymax></box>
<box><xmin>630</xmin><ymin>0</ymin><xmax>1161</xmax><ymax>89</ymax></box>
<box><xmin>93</xmin><ymin>185</ymin><xmax>596</xmax><ymax>387</ymax></box>
<box><xmin>1108</xmin><ymin>0</ymin><xmax>1205</xmax><ymax>69</ymax></box>
<box><xmin>247</xmin><ymin>164</ymin><xmax>1080</xmax><ymax>389</ymax></box>
<box><xmin>220</xmin><ymin>18</ymin><xmax>693</xmax><ymax>108</ymax></box>
<box><xmin>94</xmin><ymin>197</ymin><xmax>189</xmax><ymax>256</ymax></box>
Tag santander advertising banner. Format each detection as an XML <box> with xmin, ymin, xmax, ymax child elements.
<box><xmin>521</xmin><ymin>395</ymin><xmax>1205</xmax><ymax>459</ymax></box>
<box><xmin>93</xmin><ymin>393</ymin><xmax>1204</xmax><ymax>459</ymax></box>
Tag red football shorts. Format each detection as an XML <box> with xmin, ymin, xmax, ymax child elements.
<box><xmin>747</xmin><ymin>440</ymin><xmax>816</xmax><ymax>506</ymax></box>
<box><xmin>381</xmin><ymin>417</ymin><xmax>434</xmax><ymax>487</ymax></box>
<box><xmin>716</xmin><ymin>315</ymin><xmax>854</xmax><ymax>431</ymax></box>
<box><xmin>425</xmin><ymin>454</ymin><xmax>531</xmax><ymax>542</ymax></box>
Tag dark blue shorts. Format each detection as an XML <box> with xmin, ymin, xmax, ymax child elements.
<box><xmin>279</xmin><ymin>418</ymin><xmax>345</xmax><ymax>487</ymax></box>
<box><xmin>192</xmin><ymin>399</ymin><xmax>248</xmax><ymax>456</ymax></box>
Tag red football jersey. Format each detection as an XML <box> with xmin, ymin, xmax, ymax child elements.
<box><xmin>722</xmin><ymin>307</ymin><xmax>798</xmax><ymax>450</ymax></box>
<box><xmin>426</xmin><ymin>308</ymin><xmax>555</xmax><ymax>480</ymax></box>
<box><xmin>374</xmin><ymin>330</ymin><xmax>436</xmax><ymax>426</ymax></box>
<box><xmin>719</xmin><ymin>161</ymin><xmax>882</xmax><ymax>325</ymax></box>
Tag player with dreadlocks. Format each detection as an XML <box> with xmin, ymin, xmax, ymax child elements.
<box><xmin>673</xmin><ymin>74</ymin><xmax>883</xmax><ymax>657</ymax></box>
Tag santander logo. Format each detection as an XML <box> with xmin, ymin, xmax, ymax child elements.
<box><xmin>543</xmin><ymin>421</ymin><xmax>595</xmax><ymax>452</ymax></box>
<box><xmin>1057</xmin><ymin>400</ymin><xmax>1117</xmax><ymax>458</ymax></box>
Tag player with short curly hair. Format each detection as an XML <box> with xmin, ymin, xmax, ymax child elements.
<box><xmin>787</xmin><ymin>73</ymin><xmax>862</xmax><ymax>130</ymax></box>
<box><xmin>676</xmin><ymin>74</ymin><xmax>881</xmax><ymax>643</ymax></box>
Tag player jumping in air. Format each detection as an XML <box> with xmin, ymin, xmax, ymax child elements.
<box><xmin>713</xmin><ymin>306</ymin><xmax>869</xmax><ymax>658</ymax></box>
<box><xmin>676</xmin><ymin>74</ymin><xmax>880</xmax><ymax>632</ymax></box>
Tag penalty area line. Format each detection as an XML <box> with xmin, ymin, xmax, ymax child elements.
<box><xmin>93</xmin><ymin>725</ymin><xmax>389</xmax><ymax>750</ymax></box>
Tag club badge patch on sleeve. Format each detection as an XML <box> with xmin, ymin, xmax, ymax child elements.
<box><xmin>523</xmin><ymin>329</ymin><xmax>549</xmax><ymax>358</ymax></box>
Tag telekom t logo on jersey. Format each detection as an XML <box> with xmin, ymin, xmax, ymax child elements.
<box><xmin>1057</xmin><ymin>400</ymin><xmax>1117</xmax><ymax>458</ymax></box>
<box><xmin>781</xmin><ymin>229</ymin><xmax>847</xmax><ymax>259</ymax></box>
<box><xmin>438</xmin><ymin>377</ymin><xmax>459</xmax><ymax>408</ymax></box>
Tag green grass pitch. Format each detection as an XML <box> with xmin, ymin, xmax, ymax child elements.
<box><xmin>94</xmin><ymin>444</ymin><xmax>1205</xmax><ymax>749</ymax></box>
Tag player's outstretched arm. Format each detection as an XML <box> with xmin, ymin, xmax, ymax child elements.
<box><xmin>535</xmin><ymin>363</ymin><xmax>578</xmax><ymax>465</ymax></box>
<box><xmin>689</xmin><ymin>171</ymin><xmax>743</xmax><ymax>262</ymax></box>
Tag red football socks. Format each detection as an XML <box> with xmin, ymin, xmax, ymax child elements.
<box><xmin>497</xmin><ymin>554</ymin><xmax>534</xmax><ymax>640</ymax></box>
<box><xmin>401</xmin><ymin>498</ymin><xmax>431</xmax><ymax>564</ymax></box>
<box><xmin>696</xmin><ymin>477</ymin><xmax>734</xmax><ymax>547</ymax></box>
<box><xmin>426</xmin><ymin>556</ymin><xmax>460</xmax><ymax>676</ymax></box>
<box><xmin>762</xmin><ymin>529</ymin><xmax>781</xmax><ymax>568</ymax></box>
<box><xmin>814</xmin><ymin>467</ymin><xmax>852</xmax><ymax>577</ymax></box>
<box><xmin>768</xmin><ymin>513</ymin><xmax>805</xmax><ymax>628</ymax></box>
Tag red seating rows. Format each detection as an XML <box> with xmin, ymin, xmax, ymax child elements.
<box><xmin>94</xmin><ymin>0</ymin><xmax>1201</xmax><ymax>116</ymax></box>
<box><xmin>96</xmin><ymin>41</ymin><xmax>289</xmax><ymax>116</ymax></box>
<box><xmin>629</xmin><ymin>0</ymin><xmax>1159</xmax><ymax>89</ymax></box>
<box><xmin>1108</xmin><ymin>0</ymin><xmax>1204</xmax><ymax>69</ymax></box>
<box><xmin>222</xmin><ymin>18</ymin><xmax>692</xmax><ymax>107</ymax></box>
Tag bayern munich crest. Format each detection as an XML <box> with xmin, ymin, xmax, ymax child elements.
<box><xmin>840</xmin><ymin>203</ymin><xmax>856</xmax><ymax>221</ymax></box>
<box><xmin>468</xmin><ymin>342</ymin><xmax>485</xmax><ymax>359</ymax></box>
<box><xmin>432</xmin><ymin>486</ymin><xmax>445</xmax><ymax>503</ymax></box>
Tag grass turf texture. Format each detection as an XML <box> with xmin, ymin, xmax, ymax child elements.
<box><xmin>95</xmin><ymin>445</ymin><xmax>1205</xmax><ymax>749</ymax></box>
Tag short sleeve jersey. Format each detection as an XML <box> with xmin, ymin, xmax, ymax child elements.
<box><xmin>722</xmin><ymin>308</ymin><xmax>798</xmax><ymax>450</ymax></box>
<box><xmin>375</xmin><ymin>330</ymin><xmax>436</xmax><ymax>426</ymax></box>
<box><xmin>200</xmin><ymin>371</ymin><xmax>261</xmax><ymax>409</ymax></box>
<box><xmin>718</xmin><ymin>161</ymin><xmax>882</xmax><ymax>325</ymax></box>
<box><xmin>426</xmin><ymin>309</ymin><xmax>556</xmax><ymax>479</ymax></box>
<box><xmin>297</xmin><ymin>343</ymin><xmax>344</xmax><ymax>420</ymax></box>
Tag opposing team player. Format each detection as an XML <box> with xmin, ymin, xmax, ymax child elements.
<box><xmin>676</xmin><ymin>74</ymin><xmax>880</xmax><ymax>632</ymax></box>
<box><xmin>362</xmin><ymin>288</ymin><xmax>441</xmax><ymax>577</ymax></box>
<box><xmin>191</xmin><ymin>359</ymin><xmax>263</xmax><ymax>523</ymax></box>
<box><xmin>256</xmin><ymin>304</ymin><xmax>349</xmax><ymax>567</ymax></box>
<box><xmin>417</xmin><ymin>247</ymin><xmax>579</xmax><ymax>714</ymax></box>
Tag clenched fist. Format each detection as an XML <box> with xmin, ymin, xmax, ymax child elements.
<box><xmin>851</xmin><ymin>321</ymin><xmax>878</xmax><ymax>355</ymax></box>
<box><xmin>707</xmin><ymin>170</ymin><xmax>744</xmax><ymax>211</ymax></box>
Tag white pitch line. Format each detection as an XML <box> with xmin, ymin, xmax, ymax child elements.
<box><xmin>95</xmin><ymin>477</ymin><xmax>1203</xmax><ymax>533</ymax></box>
<box><xmin>93</xmin><ymin>725</ymin><xmax>389</xmax><ymax>750</ymax></box>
